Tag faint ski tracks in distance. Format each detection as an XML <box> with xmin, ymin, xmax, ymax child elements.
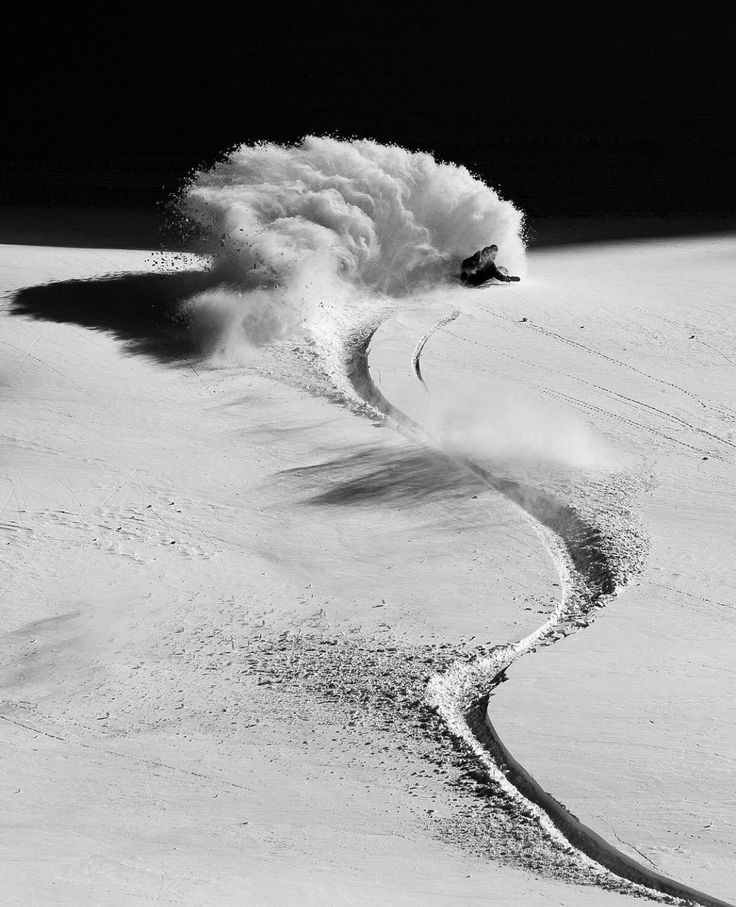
<box><xmin>480</xmin><ymin>304</ymin><xmax>735</xmax><ymax>421</ymax></box>
<box><xmin>438</xmin><ymin>321</ymin><xmax>734</xmax><ymax>458</ymax></box>
<box><xmin>0</xmin><ymin>711</ymin><xmax>255</xmax><ymax>793</ymax></box>
<box><xmin>436</xmin><ymin>328</ymin><xmax>723</xmax><ymax>458</ymax></box>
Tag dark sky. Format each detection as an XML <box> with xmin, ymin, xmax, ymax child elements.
<box><xmin>4</xmin><ymin>5</ymin><xmax>735</xmax><ymax>214</ymax></box>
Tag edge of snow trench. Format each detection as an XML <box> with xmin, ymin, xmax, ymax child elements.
<box><xmin>342</xmin><ymin>320</ymin><xmax>734</xmax><ymax>907</ymax></box>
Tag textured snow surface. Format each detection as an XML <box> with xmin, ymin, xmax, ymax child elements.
<box><xmin>1</xmin><ymin>227</ymin><xmax>734</xmax><ymax>905</ymax></box>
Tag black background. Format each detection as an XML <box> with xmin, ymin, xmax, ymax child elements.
<box><xmin>4</xmin><ymin>4</ymin><xmax>735</xmax><ymax>215</ymax></box>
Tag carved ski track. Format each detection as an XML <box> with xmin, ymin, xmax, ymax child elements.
<box><xmin>411</xmin><ymin>309</ymin><xmax>460</xmax><ymax>388</ymax></box>
<box><xmin>343</xmin><ymin>312</ymin><xmax>733</xmax><ymax>907</ymax></box>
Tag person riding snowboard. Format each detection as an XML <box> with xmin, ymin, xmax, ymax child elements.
<box><xmin>460</xmin><ymin>244</ymin><xmax>520</xmax><ymax>286</ymax></box>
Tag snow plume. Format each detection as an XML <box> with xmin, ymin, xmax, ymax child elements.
<box><xmin>429</xmin><ymin>385</ymin><xmax>622</xmax><ymax>473</ymax></box>
<box><xmin>176</xmin><ymin>136</ymin><xmax>526</xmax><ymax>378</ymax></box>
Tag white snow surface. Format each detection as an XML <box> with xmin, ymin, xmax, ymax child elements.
<box><xmin>1</xmin><ymin>224</ymin><xmax>734</xmax><ymax>905</ymax></box>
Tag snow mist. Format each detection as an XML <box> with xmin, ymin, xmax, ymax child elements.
<box><xmin>429</xmin><ymin>386</ymin><xmax>622</xmax><ymax>472</ymax></box>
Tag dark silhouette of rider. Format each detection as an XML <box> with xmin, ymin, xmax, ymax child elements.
<box><xmin>460</xmin><ymin>244</ymin><xmax>520</xmax><ymax>285</ymax></box>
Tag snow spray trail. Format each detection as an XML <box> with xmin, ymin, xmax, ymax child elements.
<box><xmin>177</xmin><ymin>139</ymin><xmax>730</xmax><ymax>906</ymax></box>
<box><xmin>352</xmin><ymin>313</ymin><xmax>731</xmax><ymax>907</ymax></box>
<box><xmin>174</xmin><ymin>136</ymin><xmax>525</xmax><ymax>376</ymax></box>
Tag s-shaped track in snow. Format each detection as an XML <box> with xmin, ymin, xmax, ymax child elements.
<box><xmin>344</xmin><ymin>314</ymin><xmax>733</xmax><ymax>907</ymax></box>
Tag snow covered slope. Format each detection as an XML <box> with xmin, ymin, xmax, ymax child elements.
<box><xmin>1</xmin><ymin>221</ymin><xmax>733</xmax><ymax>904</ymax></box>
<box><xmin>367</xmin><ymin>234</ymin><xmax>736</xmax><ymax>904</ymax></box>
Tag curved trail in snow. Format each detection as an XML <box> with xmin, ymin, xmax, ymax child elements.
<box><xmin>345</xmin><ymin>315</ymin><xmax>733</xmax><ymax>907</ymax></box>
<box><xmin>411</xmin><ymin>309</ymin><xmax>460</xmax><ymax>389</ymax></box>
